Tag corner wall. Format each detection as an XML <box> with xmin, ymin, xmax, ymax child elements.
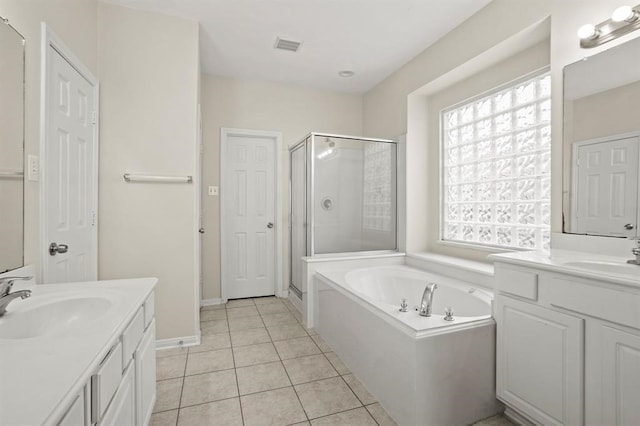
<box><xmin>98</xmin><ymin>3</ymin><xmax>200</xmax><ymax>341</ymax></box>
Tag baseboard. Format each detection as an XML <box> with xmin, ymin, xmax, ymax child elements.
<box><xmin>277</xmin><ymin>289</ymin><xmax>289</xmax><ymax>298</ymax></box>
<box><xmin>503</xmin><ymin>407</ymin><xmax>537</xmax><ymax>426</ymax></box>
<box><xmin>156</xmin><ymin>334</ymin><xmax>201</xmax><ymax>350</ymax></box>
<box><xmin>201</xmin><ymin>298</ymin><xmax>225</xmax><ymax>306</ymax></box>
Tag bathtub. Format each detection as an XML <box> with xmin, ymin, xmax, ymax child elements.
<box><xmin>313</xmin><ymin>264</ymin><xmax>500</xmax><ymax>426</ymax></box>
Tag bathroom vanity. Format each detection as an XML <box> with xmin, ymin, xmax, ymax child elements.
<box><xmin>0</xmin><ymin>277</ymin><xmax>157</xmax><ymax>426</ymax></box>
<box><xmin>491</xmin><ymin>250</ymin><xmax>640</xmax><ymax>426</ymax></box>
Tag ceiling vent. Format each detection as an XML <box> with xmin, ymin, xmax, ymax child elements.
<box><xmin>274</xmin><ymin>37</ymin><xmax>301</xmax><ymax>52</ymax></box>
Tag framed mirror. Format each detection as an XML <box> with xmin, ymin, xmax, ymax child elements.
<box><xmin>0</xmin><ymin>19</ymin><xmax>25</xmax><ymax>272</ymax></box>
<box><xmin>563</xmin><ymin>36</ymin><xmax>640</xmax><ymax>238</ymax></box>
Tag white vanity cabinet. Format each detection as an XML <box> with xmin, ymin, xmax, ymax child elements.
<box><xmin>494</xmin><ymin>260</ymin><xmax>640</xmax><ymax>426</ymax></box>
<box><xmin>56</xmin><ymin>291</ymin><xmax>156</xmax><ymax>426</ymax></box>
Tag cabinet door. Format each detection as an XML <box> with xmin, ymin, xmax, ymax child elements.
<box><xmin>496</xmin><ymin>296</ymin><xmax>584</xmax><ymax>425</ymax></box>
<box><xmin>136</xmin><ymin>320</ymin><xmax>156</xmax><ymax>426</ymax></box>
<box><xmin>586</xmin><ymin>323</ymin><xmax>640</xmax><ymax>426</ymax></box>
<box><xmin>100</xmin><ymin>363</ymin><xmax>136</xmax><ymax>426</ymax></box>
<box><xmin>58</xmin><ymin>391</ymin><xmax>86</xmax><ymax>426</ymax></box>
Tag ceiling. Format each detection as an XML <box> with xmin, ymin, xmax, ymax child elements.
<box><xmin>101</xmin><ymin>0</ymin><xmax>493</xmax><ymax>94</ymax></box>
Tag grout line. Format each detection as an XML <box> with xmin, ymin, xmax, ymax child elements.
<box><xmin>307</xmin><ymin>405</ymin><xmax>377</xmax><ymax>423</ymax></box>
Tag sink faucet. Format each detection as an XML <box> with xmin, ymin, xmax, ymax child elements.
<box><xmin>0</xmin><ymin>276</ymin><xmax>32</xmax><ymax>316</ymax></box>
<box><xmin>419</xmin><ymin>283</ymin><xmax>438</xmax><ymax>317</ymax></box>
<box><xmin>627</xmin><ymin>238</ymin><xmax>640</xmax><ymax>265</ymax></box>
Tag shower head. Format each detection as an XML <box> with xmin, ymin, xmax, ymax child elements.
<box><xmin>325</xmin><ymin>137</ymin><xmax>335</xmax><ymax>148</ymax></box>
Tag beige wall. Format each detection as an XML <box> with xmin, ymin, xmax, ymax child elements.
<box><xmin>0</xmin><ymin>0</ymin><xmax>98</xmax><ymax>276</ymax></box>
<box><xmin>98</xmin><ymin>3</ymin><xmax>200</xmax><ymax>340</ymax></box>
<box><xmin>200</xmin><ymin>75</ymin><xmax>363</xmax><ymax>300</ymax></box>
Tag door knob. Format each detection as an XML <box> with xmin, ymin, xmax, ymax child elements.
<box><xmin>49</xmin><ymin>242</ymin><xmax>69</xmax><ymax>256</ymax></box>
<box><xmin>267</xmin><ymin>222</ymin><xmax>274</xmax><ymax>229</ymax></box>
<box><xmin>199</xmin><ymin>228</ymin><xmax>205</xmax><ymax>234</ymax></box>
<box><xmin>625</xmin><ymin>223</ymin><xmax>635</xmax><ymax>230</ymax></box>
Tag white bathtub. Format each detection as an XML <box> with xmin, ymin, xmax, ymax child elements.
<box><xmin>313</xmin><ymin>264</ymin><xmax>500</xmax><ymax>426</ymax></box>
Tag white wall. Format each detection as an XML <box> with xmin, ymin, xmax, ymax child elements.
<box><xmin>98</xmin><ymin>3</ymin><xmax>200</xmax><ymax>341</ymax></box>
<box><xmin>0</xmin><ymin>0</ymin><xmax>98</xmax><ymax>276</ymax></box>
<box><xmin>201</xmin><ymin>75</ymin><xmax>363</xmax><ymax>301</ymax></box>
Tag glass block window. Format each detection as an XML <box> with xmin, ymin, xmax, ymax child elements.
<box><xmin>363</xmin><ymin>142</ymin><xmax>393</xmax><ymax>231</ymax></box>
<box><xmin>442</xmin><ymin>71</ymin><xmax>551</xmax><ymax>250</ymax></box>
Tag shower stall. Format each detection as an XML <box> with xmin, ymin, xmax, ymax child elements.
<box><xmin>289</xmin><ymin>133</ymin><xmax>397</xmax><ymax>297</ymax></box>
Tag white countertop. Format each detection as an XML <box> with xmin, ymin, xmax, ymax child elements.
<box><xmin>0</xmin><ymin>278</ymin><xmax>157</xmax><ymax>426</ymax></box>
<box><xmin>489</xmin><ymin>249</ymin><xmax>640</xmax><ymax>288</ymax></box>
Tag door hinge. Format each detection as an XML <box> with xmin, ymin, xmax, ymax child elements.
<box><xmin>91</xmin><ymin>111</ymin><xmax>97</xmax><ymax>124</ymax></box>
<box><xmin>92</xmin><ymin>212</ymin><xmax>97</xmax><ymax>226</ymax></box>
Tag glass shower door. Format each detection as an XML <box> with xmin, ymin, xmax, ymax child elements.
<box><xmin>289</xmin><ymin>143</ymin><xmax>306</xmax><ymax>294</ymax></box>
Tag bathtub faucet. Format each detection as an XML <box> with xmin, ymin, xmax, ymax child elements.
<box><xmin>419</xmin><ymin>283</ymin><xmax>438</xmax><ymax>317</ymax></box>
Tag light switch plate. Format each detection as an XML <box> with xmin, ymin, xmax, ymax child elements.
<box><xmin>208</xmin><ymin>186</ymin><xmax>219</xmax><ymax>196</ymax></box>
<box><xmin>27</xmin><ymin>155</ymin><xmax>39</xmax><ymax>181</ymax></box>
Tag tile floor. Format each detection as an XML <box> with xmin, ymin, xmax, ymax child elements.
<box><xmin>151</xmin><ymin>296</ymin><xmax>512</xmax><ymax>426</ymax></box>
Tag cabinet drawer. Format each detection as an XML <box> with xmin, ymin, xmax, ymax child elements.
<box><xmin>121</xmin><ymin>307</ymin><xmax>144</xmax><ymax>368</ymax></box>
<box><xmin>144</xmin><ymin>293</ymin><xmax>154</xmax><ymax>329</ymax></box>
<box><xmin>91</xmin><ymin>342</ymin><xmax>123</xmax><ymax>422</ymax></box>
<box><xmin>495</xmin><ymin>264</ymin><xmax>538</xmax><ymax>300</ymax></box>
<box><xmin>545</xmin><ymin>275</ymin><xmax>640</xmax><ymax>330</ymax></box>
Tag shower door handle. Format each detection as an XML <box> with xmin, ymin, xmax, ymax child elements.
<box><xmin>267</xmin><ymin>222</ymin><xmax>274</xmax><ymax>229</ymax></box>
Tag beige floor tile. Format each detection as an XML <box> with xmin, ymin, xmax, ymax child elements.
<box><xmin>292</xmin><ymin>309</ymin><xmax>304</xmax><ymax>324</ymax></box>
<box><xmin>232</xmin><ymin>342</ymin><xmax>279</xmax><ymax>367</ymax></box>
<box><xmin>310</xmin><ymin>335</ymin><xmax>332</xmax><ymax>353</ymax></box>
<box><xmin>267</xmin><ymin>323</ymin><xmax>308</xmax><ymax>341</ymax></box>
<box><xmin>185</xmin><ymin>348</ymin><xmax>234</xmax><ymax>376</ymax></box>
<box><xmin>342</xmin><ymin>374</ymin><xmax>376</xmax><ymax>405</ymax></box>
<box><xmin>201</xmin><ymin>304</ymin><xmax>225</xmax><ymax>311</ymax></box>
<box><xmin>156</xmin><ymin>347</ymin><xmax>189</xmax><ymax>358</ymax></box>
<box><xmin>291</xmin><ymin>422</ymin><xmax>310</xmax><ymax>426</ymax></box>
<box><xmin>228</xmin><ymin>315</ymin><xmax>264</xmax><ymax>331</ymax></box>
<box><xmin>260</xmin><ymin>312</ymin><xmax>299</xmax><ymax>326</ymax></box>
<box><xmin>365</xmin><ymin>403</ymin><xmax>397</xmax><ymax>426</ymax></box>
<box><xmin>178</xmin><ymin>397</ymin><xmax>243</xmax><ymax>426</ymax></box>
<box><xmin>282</xmin><ymin>354</ymin><xmax>338</xmax><ymax>385</ymax></box>
<box><xmin>154</xmin><ymin>378</ymin><xmax>183</xmax><ymax>413</ymax></box>
<box><xmin>256</xmin><ymin>302</ymin><xmax>289</xmax><ymax>315</ymax></box>
<box><xmin>156</xmin><ymin>355</ymin><xmax>187</xmax><ymax>380</ymax></box>
<box><xmin>230</xmin><ymin>327</ymin><xmax>271</xmax><ymax>347</ymax></box>
<box><xmin>227</xmin><ymin>298</ymin><xmax>255</xmax><ymax>308</ymax></box>
<box><xmin>226</xmin><ymin>306</ymin><xmax>259</xmax><ymax>318</ymax></box>
<box><xmin>240</xmin><ymin>387</ymin><xmax>307</xmax><ymax>426</ymax></box>
<box><xmin>274</xmin><ymin>336</ymin><xmax>321</xmax><ymax>360</ymax></box>
<box><xmin>310</xmin><ymin>407</ymin><xmax>377</xmax><ymax>425</ymax></box>
<box><xmin>236</xmin><ymin>361</ymin><xmax>291</xmax><ymax>395</ymax></box>
<box><xmin>150</xmin><ymin>409</ymin><xmax>178</xmax><ymax>426</ymax></box>
<box><xmin>180</xmin><ymin>369</ymin><xmax>238</xmax><ymax>407</ymax></box>
<box><xmin>200</xmin><ymin>319</ymin><xmax>229</xmax><ymax>335</ymax></box>
<box><xmin>324</xmin><ymin>352</ymin><xmax>350</xmax><ymax>375</ymax></box>
<box><xmin>282</xmin><ymin>299</ymin><xmax>297</xmax><ymax>311</ymax></box>
<box><xmin>252</xmin><ymin>296</ymin><xmax>281</xmax><ymax>305</ymax></box>
<box><xmin>295</xmin><ymin>377</ymin><xmax>361</xmax><ymax>419</ymax></box>
<box><xmin>200</xmin><ymin>309</ymin><xmax>227</xmax><ymax>321</ymax></box>
<box><xmin>305</xmin><ymin>327</ymin><xmax>318</xmax><ymax>336</ymax></box>
<box><xmin>189</xmin><ymin>333</ymin><xmax>231</xmax><ymax>353</ymax></box>
<box><xmin>471</xmin><ymin>414</ymin><xmax>515</xmax><ymax>426</ymax></box>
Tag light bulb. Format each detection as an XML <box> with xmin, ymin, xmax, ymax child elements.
<box><xmin>611</xmin><ymin>5</ymin><xmax>637</xmax><ymax>22</ymax></box>
<box><xmin>577</xmin><ymin>24</ymin><xmax>599</xmax><ymax>40</ymax></box>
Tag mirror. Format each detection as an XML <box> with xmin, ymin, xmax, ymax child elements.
<box><xmin>0</xmin><ymin>20</ymin><xmax>25</xmax><ymax>272</ymax></box>
<box><xmin>563</xmin><ymin>36</ymin><xmax>640</xmax><ymax>238</ymax></box>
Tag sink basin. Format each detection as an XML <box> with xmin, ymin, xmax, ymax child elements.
<box><xmin>0</xmin><ymin>296</ymin><xmax>113</xmax><ymax>340</ymax></box>
<box><xmin>563</xmin><ymin>260</ymin><xmax>640</xmax><ymax>276</ymax></box>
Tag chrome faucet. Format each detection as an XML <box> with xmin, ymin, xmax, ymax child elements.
<box><xmin>627</xmin><ymin>238</ymin><xmax>640</xmax><ymax>265</ymax></box>
<box><xmin>0</xmin><ymin>276</ymin><xmax>32</xmax><ymax>316</ymax></box>
<box><xmin>419</xmin><ymin>283</ymin><xmax>438</xmax><ymax>317</ymax></box>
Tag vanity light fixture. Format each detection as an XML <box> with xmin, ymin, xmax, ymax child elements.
<box><xmin>579</xmin><ymin>3</ymin><xmax>640</xmax><ymax>48</ymax></box>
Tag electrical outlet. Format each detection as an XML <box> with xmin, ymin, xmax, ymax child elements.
<box><xmin>208</xmin><ymin>186</ymin><xmax>219</xmax><ymax>196</ymax></box>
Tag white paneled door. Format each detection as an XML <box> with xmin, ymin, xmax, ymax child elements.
<box><xmin>44</xmin><ymin>42</ymin><xmax>97</xmax><ymax>283</ymax></box>
<box><xmin>222</xmin><ymin>131</ymin><xmax>277</xmax><ymax>299</ymax></box>
<box><xmin>573</xmin><ymin>136</ymin><xmax>639</xmax><ymax>237</ymax></box>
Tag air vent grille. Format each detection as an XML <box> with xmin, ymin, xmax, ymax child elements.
<box><xmin>274</xmin><ymin>37</ymin><xmax>301</xmax><ymax>52</ymax></box>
